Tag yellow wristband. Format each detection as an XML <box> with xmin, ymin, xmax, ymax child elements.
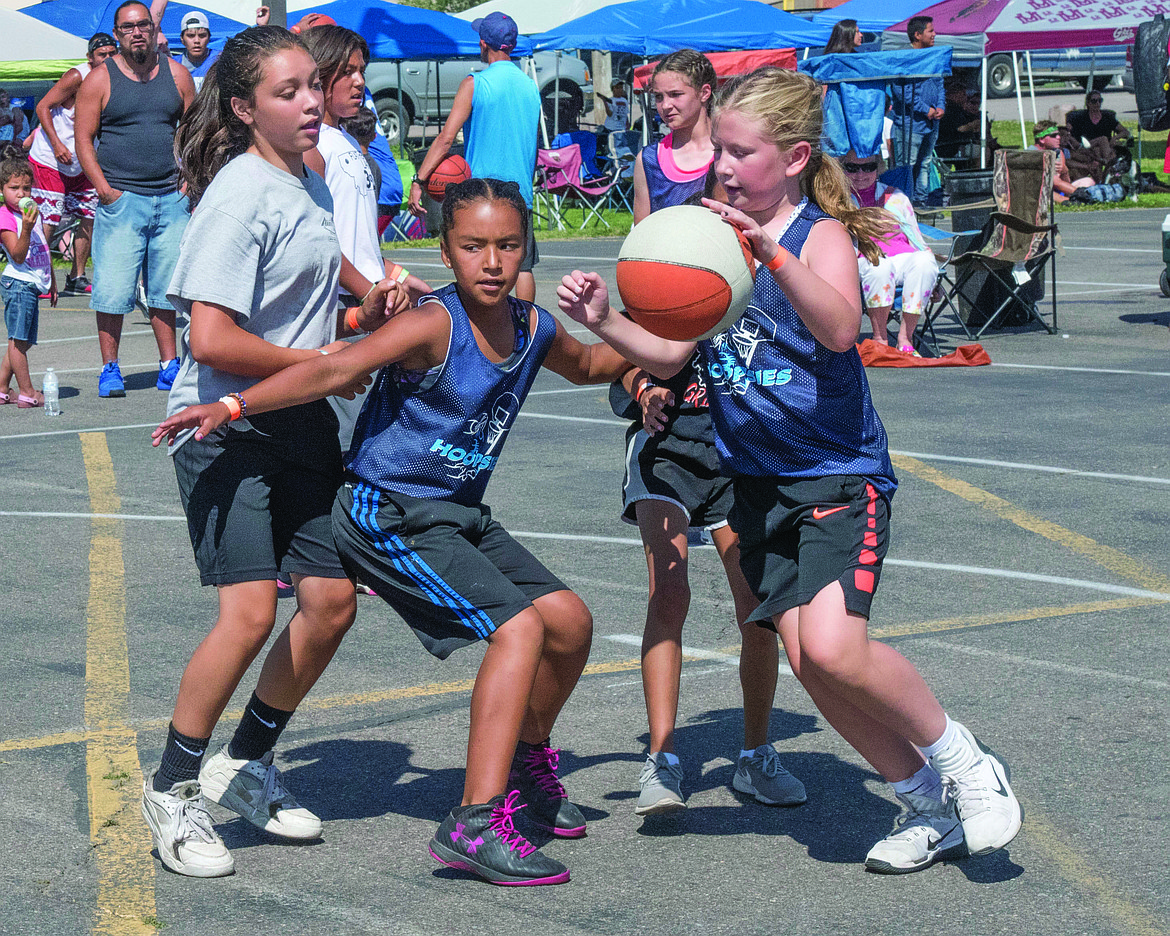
<box><xmin>765</xmin><ymin>247</ymin><xmax>789</xmax><ymax>272</ymax></box>
<box><xmin>345</xmin><ymin>305</ymin><xmax>361</xmax><ymax>333</ymax></box>
<box><xmin>218</xmin><ymin>394</ymin><xmax>242</xmax><ymax>421</ymax></box>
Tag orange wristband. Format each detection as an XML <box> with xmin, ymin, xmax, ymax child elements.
<box><xmin>345</xmin><ymin>305</ymin><xmax>361</xmax><ymax>333</ymax></box>
<box><xmin>218</xmin><ymin>394</ymin><xmax>242</xmax><ymax>421</ymax></box>
<box><xmin>634</xmin><ymin>376</ymin><xmax>653</xmax><ymax>403</ymax></box>
<box><xmin>765</xmin><ymin>247</ymin><xmax>789</xmax><ymax>272</ymax></box>
<box><xmin>386</xmin><ymin>263</ymin><xmax>410</xmax><ymax>284</ymax></box>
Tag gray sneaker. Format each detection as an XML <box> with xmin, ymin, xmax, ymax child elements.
<box><xmin>141</xmin><ymin>772</ymin><xmax>234</xmax><ymax>878</ymax></box>
<box><xmin>732</xmin><ymin>744</ymin><xmax>807</xmax><ymax>805</ymax></box>
<box><xmin>199</xmin><ymin>745</ymin><xmax>322</xmax><ymax>840</ymax></box>
<box><xmin>865</xmin><ymin>791</ymin><xmax>966</xmax><ymax>874</ymax></box>
<box><xmin>635</xmin><ymin>753</ymin><xmax>686</xmax><ymax>815</ymax></box>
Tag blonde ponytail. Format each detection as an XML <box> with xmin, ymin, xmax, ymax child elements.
<box><xmin>714</xmin><ymin>68</ymin><xmax>895</xmax><ymax>265</ymax></box>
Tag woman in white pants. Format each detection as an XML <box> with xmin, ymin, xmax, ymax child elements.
<box><xmin>843</xmin><ymin>150</ymin><xmax>938</xmax><ymax>355</ymax></box>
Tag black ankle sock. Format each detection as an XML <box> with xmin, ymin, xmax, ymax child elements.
<box><xmin>154</xmin><ymin>723</ymin><xmax>211</xmax><ymax>792</ymax></box>
<box><xmin>228</xmin><ymin>692</ymin><xmax>293</xmax><ymax>762</ymax></box>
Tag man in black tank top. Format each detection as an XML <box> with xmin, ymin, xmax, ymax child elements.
<box><xmin>74</xmin><ymin>0</ymin><xmax>195</xmax><ymax>398</ymax></box>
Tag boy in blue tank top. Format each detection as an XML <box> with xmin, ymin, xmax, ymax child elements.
<box><xmin>156</xmin><ymin>178</ymin><xmax>634</xmax><ymax>887</ymax></box>
<box><xmin>560</xmin><ymin>67</ymin><xmax>1022</xmax><ymax>876</ymax></box>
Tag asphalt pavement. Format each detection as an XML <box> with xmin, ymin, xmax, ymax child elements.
<box><xmin>1</xmin><ymin>207</ymin><xmax>1167</xmax><ymax>936</ymax></box>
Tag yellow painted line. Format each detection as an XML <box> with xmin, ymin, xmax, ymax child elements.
<box><xmin>81</xmin><ymin>433</ymin><xmax>156</xmax><ymax>935</ymax></box>
<box><xmin>891</xmin><ymin>453</ymin><xmax>1170</xmax><ymax>594</ymax></box>
<box><xmin>1026</xmin><ymin>812</ymin><xmax>1170</xmax><ymax>936</ymax></box>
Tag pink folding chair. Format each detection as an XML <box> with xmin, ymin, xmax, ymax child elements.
<box><xmin>533</xmin><ymin>143</ymin><xmax>622</xmax><ymax>230</ymax></box>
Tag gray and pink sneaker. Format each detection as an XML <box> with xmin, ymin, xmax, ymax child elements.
<box><xmin>508</xmin><ymin>739</ymin><xmax>587</xmax><ymax>838</ymax></box>
<box><xmin>429</xmin><ymin>791</ymin><xmax>570</xmax><ymax>886</ymax></box>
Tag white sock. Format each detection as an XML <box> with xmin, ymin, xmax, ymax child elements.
<box><xmin>891</xmin><ymin>763</ymin><xmax>944</xmax><ymax>801</ymax></box>
<box><xmin>651</xmin><ymin>751</ymin><xmax>679</xmax><ymax>766</ymax></box>
<box><xmin>920</xmin><ymin>716</ymin><xmax>978</xmax><ymax>777</ymax></box>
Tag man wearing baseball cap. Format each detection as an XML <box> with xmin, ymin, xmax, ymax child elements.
<box><xmin>409</xmin><ymin>10</ymin><xmax>542</xmax><ymax>302</ymax></box>
<box><xmin>1032</xmin><ymin>120</ymin><xmax>1093</xmax><ymax>201</ymax></box>
<box><xmin>174</xmin><ymin>10</ymin><xmax>217</xmax><ymax>90</ymax></box>
<box><xmin>26</xmin><ymin>32</ymin><xmax>119</xmax><ymax>296</ymax></box>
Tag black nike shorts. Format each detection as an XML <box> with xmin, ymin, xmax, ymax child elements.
<box><xmin>729</xmin><ymin>474</ymin><xmax>890</xmax><ymax>626</ymax></box>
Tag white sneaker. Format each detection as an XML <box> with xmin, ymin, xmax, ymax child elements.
<box><xmin>141</xmin><ymin>772</ymin><xmax>234</xmax><ymax>877</ymax></box>
<box><xmin>933</xmin><ymin>723</ymin><xmax>1022</xmax><ymax>856</ymax></box>
<box><xmin>732</xmin><ymin>745</ymin><xmax>807</xmax><ymax>806</ymax></box>
<box><xmin>865</xmin><ymin>791</ymin><xmax>966</xmax><ymax>874</ymax></box>
<box><xmin>199</xmin><ymin>745</ymin><xmax>322</xmax><ymax>840</ymax></box>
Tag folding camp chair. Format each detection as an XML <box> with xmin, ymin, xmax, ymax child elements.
<box><xmin>533</xmin><ymin>143</ymin><xmax>622</xmax><ymax>230</ymax></box>
<box><xmin>918</xmin><ymin>148</ymin><xmax>1058</xmax><ymax>350</ymax></box>
<box><xmin>598</xmin><ymin>130</ymin><xmax>640</xmax><ymax>213</ymax></box>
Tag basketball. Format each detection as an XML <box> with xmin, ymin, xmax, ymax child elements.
<box><xmin>616</xmin><ymin>205</ymin><xmax>756</xmax><ymax>341</ymax></box>
<box><xmin>425</xmin><ymin>154</ymin><xmax>471</xmax><ymax>202</ymax></box>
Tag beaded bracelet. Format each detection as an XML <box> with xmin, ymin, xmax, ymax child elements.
<box><xmin>218</xmin><ymin>393</ymin><xmax>245</xmax><ymax>421</ymax></box>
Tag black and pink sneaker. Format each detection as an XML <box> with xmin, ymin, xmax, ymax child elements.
<box><xmin>429</xmin><ymin>791</ymin><xmax>570</xmax><ymax>886</ymax></box>
<box><xmin>508</xmin><ymin>739</ymin><xmax>587</xmax><ymax>838</ymax></box>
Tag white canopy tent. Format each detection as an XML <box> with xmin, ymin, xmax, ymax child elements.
<box><xmin>0</xmin><ymin>7</ymin><xmax>89</xmax><ymax>61</ymax></box>
<box><xmin>455</xmin><ymin>0</ymin><xmax>637</xmax><ymax>34</ymax></box>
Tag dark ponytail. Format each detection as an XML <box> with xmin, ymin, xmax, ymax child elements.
<box><xmin>175</xmin><ymin>25</ymin><xmax>307</xmax><ymax>210</ymax></box>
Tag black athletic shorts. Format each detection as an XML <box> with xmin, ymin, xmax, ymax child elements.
<box><xmin>621</xmin><ymin>426</ymin><xmax>734</xmax><ymax>530</ymax></box>
<box><xmin>520</xmin><ymin>210</ymin><xmax>539</xmax><ymax>273</ymax></box>
<box><xmin>173</xmin><ymin>401</ymin><xmax>348</xmax><ymax>587</ymax></box>
<box><xmin>730</xmin><ymin>474</ymin><xmax>890</xmax><ymax>625</ymax></box>
<box><xmin>333</xmin><ymin>480</ymin><xmax>567</xmax><ymax>659</ymax></box>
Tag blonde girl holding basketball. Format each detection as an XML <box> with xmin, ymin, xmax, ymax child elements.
<box><xmin>619</xmin><ymin>50</ymin><xmax>804</xmax><ymax>816</ymax></box>
<box><xmin>560</xmin><ymin>66</ymin><xmax>1021</xmax><ymax>874</ymax></box>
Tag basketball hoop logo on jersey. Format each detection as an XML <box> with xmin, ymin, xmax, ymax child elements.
<box><xmin>706</xmin><ymin>312</ymin><xmax>791</xmax><ymax>397</ymax></box>
<box><xmin>431</xmin><ymin>391</ymin><xmax>522</xmax><ymax>482</ymax></box>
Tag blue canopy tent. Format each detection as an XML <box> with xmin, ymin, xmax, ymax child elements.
<box><xmin>800</xmin><ymin>46</ymin><xmax>951</xmax><ymax>179</ymax></box>
<box><xmin>300</xmin><ymin>0</ymin><xmax>533</xmax><ymax>59</ymax></box>
<box><xmin>811</xmin><ymin>0</ymin><xmax>934</xmax><ymax>34</ymax></box>
<box><xmin>530</xmin><ymin>0</ymin><xmax>831</xmax><ymax>55</ymax></box>
<box><xmin>22</xmin><ymin>0</ymin><xmax>248</xmax><ymax>50</ymax></box>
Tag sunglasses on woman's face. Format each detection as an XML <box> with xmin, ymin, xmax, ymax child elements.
<box><xmin>843</xmin><ymin>161</ymin><xmax>878</xmax><ymax>174</ymax></box>
<box><xmin>1088</xmin><ymin>97</ymin><xmax>1102</xmax><ymax>104</ymax></box>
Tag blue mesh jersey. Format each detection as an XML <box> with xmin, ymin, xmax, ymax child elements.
<box><xmin>642</xmin><ymin>133</ymin><xmax>711</xmax><ymax>212</ymax></box>
<box><xmin>345</xmin><ymin>283</ymin><xmax>557</xmax><ymax>505</ymax></box>
<box><xmin>696</xmin><ymin>199</ymin><xmax>898</xmax><ymax>502</ymax></box>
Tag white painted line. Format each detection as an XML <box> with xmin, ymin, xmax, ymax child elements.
<box><xmin>1059</xmin><ymin>280</ymin><xmax>1155</xmax><ymax>287</ymax></box>
<box><xmin>0</xmin><ymin>422</ymin><xmax>157</xmax><ymax>442</ymax></box>
<box><xmin>603</xmin><ymin>633</ymin><xmax>795</xmax><ymax>675</ymax></box>
<box><xmin>38</xmin><ymin>329</ymin><xmax>152</xmax><ymax>346</ymax></box>
<box><xmin>884</xmin><ymin>558</ymin><xmax>1170</xmax><ymax>601</ymax></box>
<box><xmin>519</xmin><ymin>412</ymin><xmax>627</xmax><ymax>427</ymax></box>
<box><xmin>990</xmin><ymin>362</ymin><xmax>1170</xmax><ymax>378</ymax></box>
<box><xmin>527</xmin><ymin>385</ymin><xmax>612</xmax><ymax>396</ymax></box>
<box><xmin>29</xmin><ymin>362</ymin><xmax>161</xmax><ymax>378</ymax></box>
<box><xmin>0</xmin><ymin>510</ymin><xmax>184</xmax><ymax>521</ymax></box>
<box><xmin>1058</xmin><ymin>287</ymin><xmax>1151</xmax><ymax>297</ymax></box>
<box><xmin>890</xmin><ymin>450</ymin><xmax>1170</xmax><ymax>486</ymax></box>
<box><xmin>1063</xmin><ymin>246</ymin><xmax>1161</xmax><ymax>253</ymax></box>
<box><xmin>913</xmin><ymin>639</ymin><xmax>1170</xmax><ymax>691</ymax></box>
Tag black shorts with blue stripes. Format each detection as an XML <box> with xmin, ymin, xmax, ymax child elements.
<box><xmin>332</xmin><ymin>480</ymin><xmax>567</xmax><ymax>659</ymax></box>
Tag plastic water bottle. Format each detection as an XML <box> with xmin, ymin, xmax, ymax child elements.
<box><xmin>42</xmin><ymin>367</ymin><xmax>60</xmax><ymax>416</ymax></box>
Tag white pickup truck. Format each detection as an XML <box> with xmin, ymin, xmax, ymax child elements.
<box><xmin>366</xmin><ymin>52</ymin><xmax>593</xmax><ymax>140</ymax></box>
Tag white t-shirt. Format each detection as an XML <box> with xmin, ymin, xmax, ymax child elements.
<box><xmin>0</xmin><ymin>205</ymin><xmax>52</xmax><ymax>292</ymax></box>
<box><xmin>604</xmin><ymin>95</ymin><xmax>629</xmax><ymax>132</ymax></box>
<box><xmin>165</xmin><ymin>153</ymin><xmax>341</xmax><ymax>428</ymax></box>
<box><xmin>28</xmin><ymin>63</ymin><xmax>91</xmax><ymax>176</ymax></box>
<box><xmin>316</xmin><ymin>123</ymin><xmax>382</xmax><ymax>295</ymax></box>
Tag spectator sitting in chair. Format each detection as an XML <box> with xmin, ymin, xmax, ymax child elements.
<box><xmin>1032</xmin><ymin>120</ymin><xmax>1093</xmax><ymax>203</ymax></box>
<box><xmin>1067</xmin><ymin>91</ymin><xmax>1131</xmax><ymax>147</ymax></box>
<box><xmin>843</xmin><ymin>150</ymin><xmax>939</xmax><ymax>356</ymax></box>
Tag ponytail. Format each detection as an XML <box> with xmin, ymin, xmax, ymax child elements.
<box><xmin>714</xmin><ymin>68</ymin><xmax>895</xmax><ymax>265</ymax></box>
<box><xmin>174</xmin><ymin>25</ymin><xmax>307</xmax><ymax>210</ymax></box>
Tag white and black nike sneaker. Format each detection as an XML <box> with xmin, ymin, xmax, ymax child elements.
<box><xmin>933</xmin><ymin>722</ymin><xmax>1022</xmax><ymax>855</ymax></box>
<box><xmin>865</xmin><ymin>791</ymin><xmax>966</xmax><ymax>874</ymax></box>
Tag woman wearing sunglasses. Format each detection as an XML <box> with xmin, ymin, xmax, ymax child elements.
<box><xmin>842</xmin><ymin>151</ymin><xmax>938</xmax><ymax>356</ymax></box>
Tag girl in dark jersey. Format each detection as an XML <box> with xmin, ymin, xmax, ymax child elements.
<box><xmin>618</xmin><ymin>50</ymin><xmax>804</xmax><ymax>817</ymax></box>
<box><xmin>155</xmin><ymin>178</ymin><xmax>632</xmax><ymax>887</ymax></box>
<box><xmin>560</xmin><ymin>67</ymin><xmax>1021</xmax><ymax>876</ymax></box>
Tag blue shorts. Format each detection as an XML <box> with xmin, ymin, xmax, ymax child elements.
<box><xmin>91</xmin><ymin>189</ymin><xmax>189</xmax><ymax>315</ymax></box>
<box><xmin>1</xmin><ymin>275</ymin><xmax>40</xmax><ymax>344</ymax></box>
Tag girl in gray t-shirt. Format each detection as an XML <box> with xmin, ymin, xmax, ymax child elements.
<box><xmin>141</xmin><ymin>26</ymin><xmax>405</xmax><ymax>880</ymax></box>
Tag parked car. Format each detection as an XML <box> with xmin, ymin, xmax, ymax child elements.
<box><xmin>982</xmin><ymin>46</ymin><xmax>1128</xmax><ymax>98</ymax></box>
<box><xmin>366</xmin><ymin>52</ymin><xmax>592</xmax><ymax>141</ymax></box>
